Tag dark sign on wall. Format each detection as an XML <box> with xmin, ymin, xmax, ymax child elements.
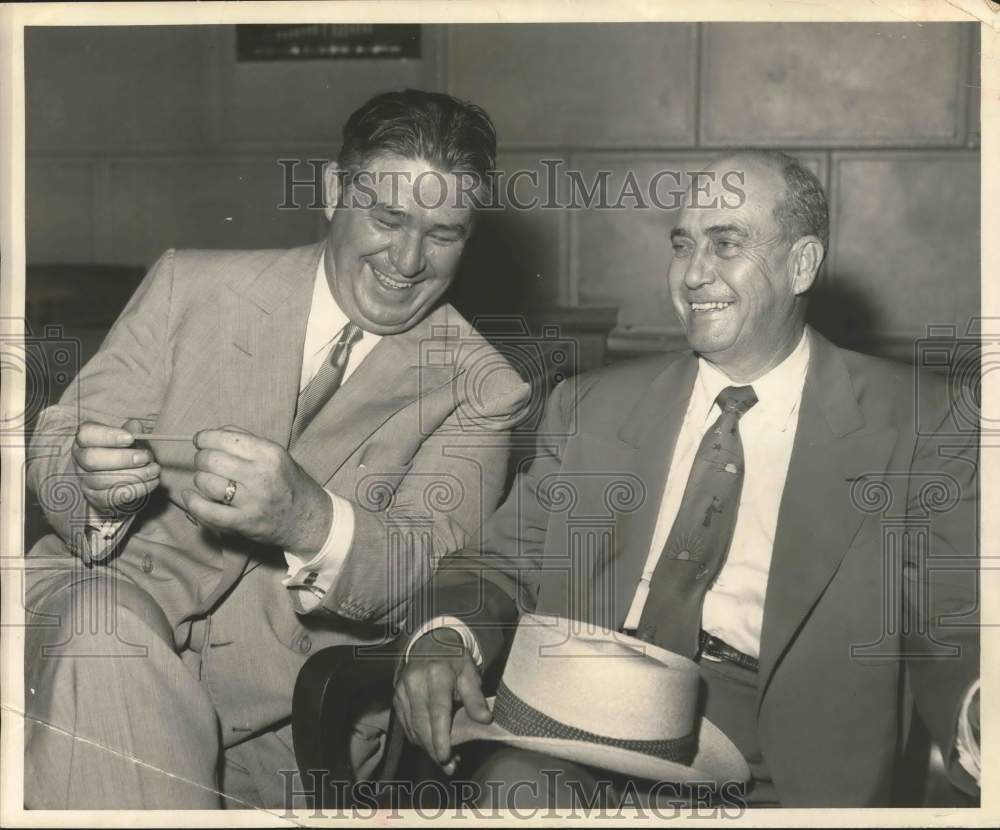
<box><xmin>236</xmin><ymin>24</ymin><xmax>421</xmax><ymax>61</ymax></box>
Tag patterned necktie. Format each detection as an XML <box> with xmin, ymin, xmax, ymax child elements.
<box><xmin>635</xmin><ymin>384</ymin><xmax>758</xmax><ymax>656</ymax></box>
<box><xmin>289</xmin><ymin>323</ymin><xmax>362</xmax><ymax>446</ymax></box>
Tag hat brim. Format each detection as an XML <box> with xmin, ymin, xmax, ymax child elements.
<box><xmin>450</xmin><ymin>699</ymin><xmax>749</xmax><ymax>787</ymax></box>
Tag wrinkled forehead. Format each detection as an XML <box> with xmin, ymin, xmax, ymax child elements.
<box><xmin>675</xmin><ymin>158</ymin><xmax>784</xmax><ymax>236</ymax></box>
<box><xmin>348</xmin><ymin>152</ymin><xmax>482</xmax><ymax>214</ymax></box>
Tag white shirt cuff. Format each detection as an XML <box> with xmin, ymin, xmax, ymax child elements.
<box><xmin>83</xmin><ymin>506</ymin><xmax>128</xmax><ymax>563</ymax></box>
<box><xmin>955</xmin><ymin>680</ymin><xmax>980</xmax><ymax>785</ymax></box>
<box><xmin>283</xmin><ymin>489</ymin><xmax>354</xmax><ymax>613</ymax></box>
<box><xmin>404</xmin><ymin>617</ymin><xmax>483</xmax><ymax>667</ymax></box>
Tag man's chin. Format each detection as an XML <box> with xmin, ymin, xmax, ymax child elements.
<box><xmin>683</xmin><ymin>330</ymin><xmax>737</xmax><ymax>357</ymax></box>
<box><xmin>352</xmin><ymin>304</ymin><xmax>429</xmax><ymax>335</ymax></box>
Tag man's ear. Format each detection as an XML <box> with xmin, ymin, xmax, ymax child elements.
<box><xmin>788</xmin><ymin>235</ymin><xmax>824</xmax><ymax>296</ymax></box>
<box><xmin>323</xmin><ymin>162</ymin><xmax>343</xmax><ymax>222</ymax></box>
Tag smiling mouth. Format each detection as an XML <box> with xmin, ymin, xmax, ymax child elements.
<box><xmin>371</xmin><ymin>265</ymin><xmax>415</xmax><ymax>291</ymax></box>
<box><xmin>689</xmin><ymin>301</ymin><xmax>735</xmax><ymax>312</ymax></box>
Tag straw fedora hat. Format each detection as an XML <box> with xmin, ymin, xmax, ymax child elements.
<box><xmin>450</xmin><ymin>613</ymin><xmax>750</xmax><ymax>785</ymax></box>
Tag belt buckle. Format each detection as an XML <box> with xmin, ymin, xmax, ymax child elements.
<box><xmin>697</xmin><ymin>632</ymin><xmax>724</xmax><ymax>662</ymax></box>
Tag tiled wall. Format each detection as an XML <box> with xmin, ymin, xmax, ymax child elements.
<box><xmin>444</xmin><ymin>22</ymin><xmax>980</xmax><ymax>359</ymax></box>
<box><xmin>27</xmin><ymin>22</ymin><xmax>981</xmax><ymax>360</ymax></box>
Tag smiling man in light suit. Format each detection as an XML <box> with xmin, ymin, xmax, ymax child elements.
<box><xmin>23</xmin><ymin>89</ymin><xmax>530</xmax><ymax>809</ymax></box>
<box><xmin>395</xmin><ymin>150</ymin><xmax>980</xmax><ymax>807</ymax></box>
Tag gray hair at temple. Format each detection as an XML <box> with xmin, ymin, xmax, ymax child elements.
<box><xmin>336</xmin><ymin>88</ymin><xmax>497</xmax><ymax>203</ymax></box>
<box><xmin>729</xmin><ymin>149</ymin><xmax>830</xmax><ymax>257</ymax></box>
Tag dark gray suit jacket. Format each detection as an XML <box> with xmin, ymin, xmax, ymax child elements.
<box><xmin>425</xmin><ymin>327</ymin><xmax>979</xmax><ymax>806</ymax></box>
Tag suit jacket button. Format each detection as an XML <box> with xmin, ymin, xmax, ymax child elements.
<box><xmin>141</xmin><ymin>554</ymin><xmax>154</xmax><ymax>574</ymax></box>
<box><xmin>298</xmin><ymin>634</ymin><xmax>312</xmax><ymax>654</ymax></box>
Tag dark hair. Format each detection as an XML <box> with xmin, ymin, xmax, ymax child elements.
<box><xmin>337</xmin><ymin>89</ymin><xmax>497</xmax><ymax>198</ymax></box>
<box><xmin>729</xmin><ymin>149</ymin><xmax>829</xmax><ymax>254</ymax></box>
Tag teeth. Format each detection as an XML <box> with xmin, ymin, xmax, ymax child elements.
<box><xmin>371</xmin><ymin>267</ymin><xmax>413</xmax><ymax>290</ymax></box>
<box><xmin>691</xmin><ymin>301</ymin><xmax>733</xmax><ymax>311</ymax></box>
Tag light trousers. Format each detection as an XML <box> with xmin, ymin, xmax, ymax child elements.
<box><xmin>24</xmin><ymin>566</ymin><xmax>299</xmax><ymax>810</ymax></box>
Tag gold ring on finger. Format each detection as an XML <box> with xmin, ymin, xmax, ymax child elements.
<box><xmin>223</xmin><ymin>479</ymin><xmax>238</xmax><ymax>506</ymax></box>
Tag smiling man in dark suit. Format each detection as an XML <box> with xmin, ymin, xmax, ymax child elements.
<box><xmin>23</xmin><ymin>89</ymin><xmax>530</xmax><ymax>809</ymax></box>
<box><xmin>394</xmin><ymin>150</ymin><xmax>980</xmax><ymax>807</ymax></box>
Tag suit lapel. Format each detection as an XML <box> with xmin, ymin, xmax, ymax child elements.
<box><xmin>196</xmin><ymin>254</ymin><xmax>457</xmax><ymax>616</ymax></box>
<box><xmin>756</xmin><ymin>330</ymin><xmax>897</xmax><ymax>704</ymax></box>
<box><xmin>289</xmin><ymin>304</ymin><xmax>456</xmax><ymax>485</ymax></box>
<box><xmin>611</xmin><ymin>354</ymin><xmax>699</xmax><ymax>626</ymax></box>
<box><xmin>222</xmin><ymin>243</ymin><xmax>321</xmax><ymax>444</ymax></box>
<box><xmin>192</xmin><ymin>243</ymin><xmax>321</xmax><ymax>616</ymax></box>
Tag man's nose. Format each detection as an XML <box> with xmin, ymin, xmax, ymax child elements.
<box><xmin>682</xmin><ymin>246</ymin><xmax>714</xmax><ymax>289</ymax></box>
<box><xmin>390</xmin><ymin>232</ymin><xmax>426</xmax><ymax>278</ymax></box>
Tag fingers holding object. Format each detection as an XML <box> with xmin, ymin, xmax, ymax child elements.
<box><xmin>427</xmin><ymin>668</ymin><xmax>458</xmax><ymax>764</ymax></box>
<box><xmin>456</xmin><ymin>663</ymin><xmax>492</xmax><ymax>725</ymax></box>
<box><xmin>76</xmin><ymin>422</ymin><xmax>135</xmax><ymax>449</ymax></box>
<box><xmin>72</xmin><ymin>442</ymin><xmax>153</xmax><ymax>473</ymax></box>
<box><xmin>396</xmin><ymin>663</ymin><xmax>467</xmax><ymax>773</ymax></box>
<box><xmin>399</xmin><ymin>668</ymin><xmax>439</xmax><ymax>759</ymax></box>
<box><xmin>79</xmin><ymin>463</ymin><xmax>161</xmax><ymax>492</ymax></box>
<box><xmin>194</xmin><ymin>447</ymin><xmax>249</xmax><ymax>481</ymax></box>
<box><xmin>195</xmin><ymin>427</ymin><xmax>268</xmax><ymax>461</ymax></box>
<box><xmin>82</xmin><ymin>476</ymin><xmax>160</xmax><ymax>513</ymax></box>
<box><xmin>393</xmin><ymin>684</ymin><xmax>417</xmax><ymax>746</ymax></box>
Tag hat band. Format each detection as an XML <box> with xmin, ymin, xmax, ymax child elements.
<box><xmin>492</xmin><ymin>680</ymin><xmax>698</xmax><ymax>766</ymax></box>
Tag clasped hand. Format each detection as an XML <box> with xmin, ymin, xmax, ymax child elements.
<box><xmin>71</xmin><ymin>419</ymin><xmax>161</xmax><ymax>514</ymax></box>
<box><xmin>71</xmin><ymin>421</ymin><xmax>331</xmax><ymax>552</ymax></box>
<box><xmin>184</xmin><ymin>426</ymin><xmax>332</xmax><ymax>552</ymax></box>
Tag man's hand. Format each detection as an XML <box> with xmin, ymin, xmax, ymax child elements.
<box><xmin>182</xmin><ymin>426</ymin><xmax>331</xmax><ymax>552</ymax></box>
<box><xmin>71</xmin><ymin>419</ymin><xmax>161</xmax><ymax>515</ymax></box>
<box><xmin>350</xmin><ymin>704</ymin><xmax>391</xmax><ymax>781</ymax></box>
<box><xmin>393</xmin><ymin>628</ymin><xmax>492</xmax><ymax>773</ymax></box>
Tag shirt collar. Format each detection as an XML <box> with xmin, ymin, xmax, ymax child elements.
<box><xmin>302</xmin><ymin>249</ymin><xmax>355</xmax><ymax>360</ymax></box>
<box><xmin>691</xmin><ymin>330</ymin><xmax>811</xmax><ymax>432</ymax></box>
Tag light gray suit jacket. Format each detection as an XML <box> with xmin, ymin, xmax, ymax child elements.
<box><xmin>27</xmin><ymin>241</ymin><xmax>530</xmax><ymax>734</ymax></box>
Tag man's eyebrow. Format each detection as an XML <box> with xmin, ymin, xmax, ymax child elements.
<box><xmin>369</xmin><ymin>202</ymin><xmax>469</xmax><ymax>234</ymax></box>
<box><xmin>705</xmin><ymin>223</ymin><xmax>750</xmax><ymax>238</ymax></box>
<box><xmin>669</xmin><ymin>228</ymin><xmax>692</xmax><ymax>241</ymax></box>
<box><xmin>431</xmin><ymin>220</ymin><xmax>471</xmax><ymax>233</ymax></box>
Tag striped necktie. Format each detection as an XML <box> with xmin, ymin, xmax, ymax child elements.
<box><xmin>635</xmin><ymin>384</ymin><xmax>758</xmax><ymax>656</ymax></box>
<box><xmin>289</xmin><ymin>323</ymin><xmax>362</xmax><ymax>446</ymax></box>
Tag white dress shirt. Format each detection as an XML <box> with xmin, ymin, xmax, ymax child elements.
<box><xmin>280</xmin><ymin>254</ymin><xmax>380</xmax><ymax>612</ymax></box>
<box><xmin>622</xmin><ymin>332</ymin><xmax>810</xmax><ymax>656</ymax></box>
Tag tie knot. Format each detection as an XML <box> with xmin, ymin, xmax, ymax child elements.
<box><xmin>326</xmin><ymin>322</ymin><xmax>362</xmax><ymax>370</ymax></box>
<box><xmin>341</xmin><ymin>323</ymin><xmax>363</xmax><ymax>347</ymax></box>
<box><xmin>716</xmin><ymin>385</ymin><xmax>757</xmax><ymax>416</ymax></box>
